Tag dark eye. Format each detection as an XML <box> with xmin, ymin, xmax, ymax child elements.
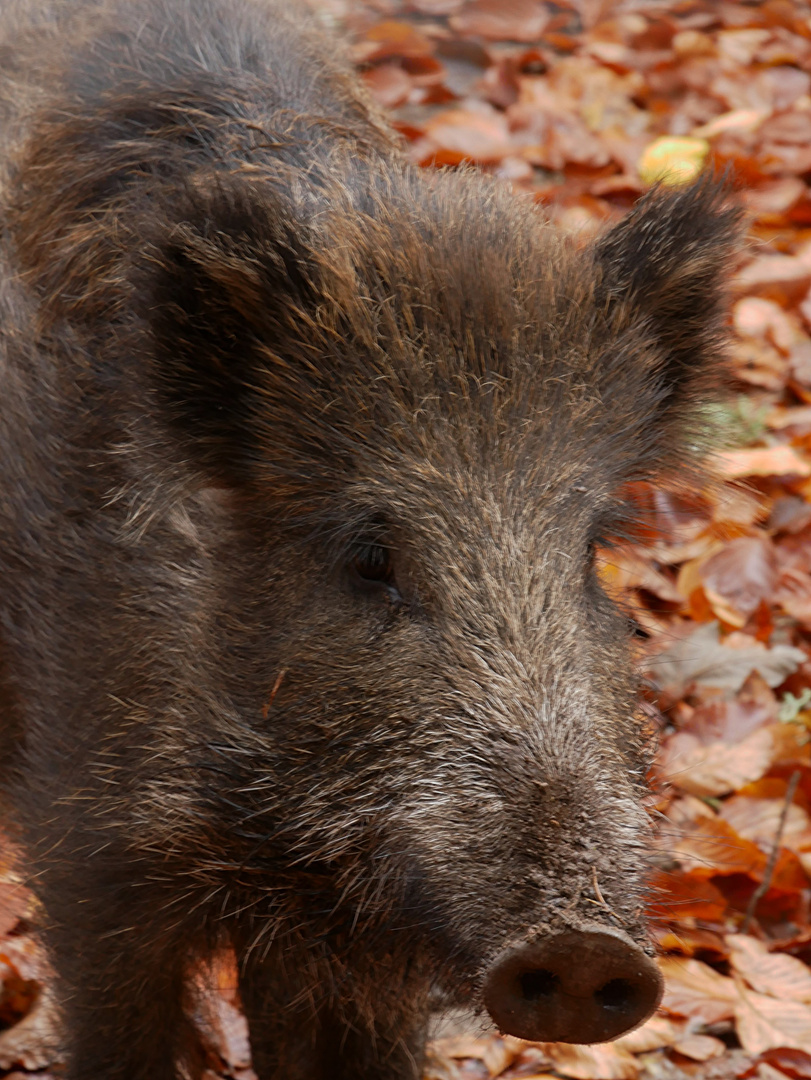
<box><xmin>353</xmin><ymin>543</ymin><xmax>393</xmax><ymax>584</ymax></box>
<box><xmin>348</xmin><ymin>541</ymin><xmax>403</xmax><ymax>605</ymax></box>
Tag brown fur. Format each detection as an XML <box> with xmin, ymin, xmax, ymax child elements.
<box><xmin>0</xmin><ymin>2</ymin><xmax>742</xmax><ymax>1078</ymax></box>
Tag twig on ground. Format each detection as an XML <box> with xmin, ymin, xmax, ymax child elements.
<box><xmin>741</xmin><ymin>769</ymin><xmax>802</xmax><ymax>935</ymax></box>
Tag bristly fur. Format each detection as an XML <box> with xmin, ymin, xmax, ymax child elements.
<box><xmin>0</xmin><ymin>1</ymin><xmax>743</xmax><ymax>1078</ymax></box>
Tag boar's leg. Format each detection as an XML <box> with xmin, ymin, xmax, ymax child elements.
<box><xmin>36</xmin><ymin>870</ymin><xmax>204</xmax><ymax>1080</ymax></box>
<box><xmin>238</xmin><ymin>946</ymin><xmax>427</xmax><ymax>1080</ymax></box>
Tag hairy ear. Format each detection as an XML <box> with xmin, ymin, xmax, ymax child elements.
<box><xmin>593</xmin><ymin>176</ymin><xmax>745</xmax><ymax>421</ymax></box>
<box><xmin>140</xmin><ymin>178</ymin><xmax>321</xmax><ymax>484</ymax></box>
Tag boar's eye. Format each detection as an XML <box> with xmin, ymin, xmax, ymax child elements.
<box><xmin>348</xmin><ymin>541</ymin><xmax>403</xmax><ymax>606</ymax></box>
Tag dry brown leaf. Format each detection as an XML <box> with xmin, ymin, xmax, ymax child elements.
<box><xmin>699</xmin><ymin>537</ymin><xmax>778</xmax><ymax>626</ymax></box>
<box><xmin>648</xmin><ymin>621</ymin><xmax>806</xmax><ymax>698</ymax></box>
<box><xmin>658</xmin><ymin>957</ymin><xmax>737</xmax><ymax>1025</ymax></box>
<box><xmin>598</xmin><ymin>548</ymin><xmax>681</xmax><ymax>604</ymax></box>
<box><xmin>776</xmin><ymin>568</ymin><xmax>811</xmax><ymax>629</ymax></box>
<box><xmin>673</xmin><ymin>1034</ymin><xmax>726</xmax><ymax>1061</ymax></box>
<box><xmin>540</xmin><ymin>1042</ymin><xmax>639</xmax><ymax>1080</ymax></box>
<box><xmin>0</xmin><ymin>986</ymin><xmax>60</xmax><ymax>1072</ymax></box>
<box><xmin>720</xmin><ymin>795</ymin><xmax>811</xmax><ymax>852</ymax></box>
<box><xmin>713</xmin><ymin>485</ymin><xmax>766</xmax><ymax>530</ymax></box>
<box><xmin>734</xmin><ymin>298</ymin><xmax>805</xmax><ymax>353</ymax></box>
<box><xmin>735</xmin><ymin>254</ymin><xmax>811</xmax><ymax>295</ymax></box>
<box><xmin>364</xmin><ymin>63</ymin><xmax>413</xmax><ymax>109</ymax></box>
<box><xmin>662</xmin><ymin>727</ymin><xmax>784</xmax><ymax>797</ymax></box>
<box><xmin>613</xmin><ymin>1015</ymin><xmax>684</xmax><ymax>1054</ymax></box>
<box><xmin>449</xmin><ymin>0</ymin><xmax>549</xmax><ymax>43</ymax></box>
<box><xmin>410</xmin><ymin>0</ymin><xmax>463</xmax><ymax>12</ymax></box>
<box><xmin>678</xmin><ymin>683</ymin><xmax>776</xmax><ymax>744</ymax></box>
<box><xmin>728</xmin><ymin>935</ymin><xmax>811</xmax><ymax>1003</ymax></box>
<box><xmin>431</xmin><ymin>1035</ymin><xmax>519</xmax><ymax>1077</ymax></box>
<box><xmin>731</xmin><ymin>335</ymin><xmax>788</xmax><ymax>391</ymax></box>
<box><xmin>695</xmin><ymin>108</ymin><xmax>770</xmax><ymax>138</ymax></box>
<box><xmin>736</xmin><ymin>986</ymin><xmax>811</xmax><ymax>1055</ymax></box>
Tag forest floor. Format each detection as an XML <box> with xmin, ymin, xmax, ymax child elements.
<box><xmin>3</xmin><ymin>0</ymin><xmax>811</xmax><ymax>1078</ymax></box>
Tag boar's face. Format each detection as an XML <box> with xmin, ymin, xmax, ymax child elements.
<box><xmin>142</xmin><ymin>168</ymin><xmax>741</xmax><ymax>1042</ymax></box>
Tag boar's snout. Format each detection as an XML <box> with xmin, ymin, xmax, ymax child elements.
<box><xmin>483</xmin><ymin>925</ymin><xmax>663</xmax><ymax>1044</ymax></box>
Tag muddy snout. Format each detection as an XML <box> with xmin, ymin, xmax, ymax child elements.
<box><xmin>483</xmin><ymin>925</ymin><xmax>663</xmax><ymax>1044</ymax></box>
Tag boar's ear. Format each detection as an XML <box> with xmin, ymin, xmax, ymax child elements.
<box><xmin>141</xmin><ymin>180</ymin><xmax>321</xmax><ymax>485</ymax></box>
<box><xmin>593</xmin><ymin>176</ymin><xmax>745</xmax><ymax>434</ymax></box>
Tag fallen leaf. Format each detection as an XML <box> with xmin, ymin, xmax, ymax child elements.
<box><xmin>680</xmin><ymin>689</ymin><xmax>776</xmax><ymax>745</ymax></box>
<box><xmin>355</xmin><ymin>21</ymin><xmax>435</xmax><ymax>63</ymax></box>
<box><xmin>734</xmin><ymin>297</ymin><xmax>804</xmax><ymax>352</ymax></box>
<box><xmin>449</xmin><ymin>0</ymin><xmax>550</xmax><ymax>43</ymax></box>
<box><xmin>410</xmin><ymin>0</ymin><xmax>463</xmax><ymax>12</ymax></box>
<box><xmin>673</xmin><ymin>1034</ymin><xmax>726</xmax><ymax>1061</ymax></box>
<box><xmin>423</xmin><ymin>107</ymin><xmax>512</xmax><ymax>162</ymax></box>
<box><xmin>751</xmin><ymin>1048</ymin><xmax>811</xmax><ymax>1078</ymax></box>
<box><xmin>717</xmin><ymin>446</ymin><xmax>811</xmax><ymax>478</ymax></box>
<box><xmin>598</xmin><ymin>548</ymin><xmax>681</xmax><ymax>603</ymax></box>
<box><xmin>432</xmin><ymin>1035</ymin><xmax>519</xmax><ymax>1077</ymax></box>
<box><xmin>638</xmin><ymin>136</ymin><xmax>709</xmax><ymax>185</ymax></box>
<box><xmin>694</xmin><ymin>108</ymin><xmax>770</xmax><ymax>138</ymax></box>
<box><xmin>614</xmin><ymin>1015</ymin><xmax>684</xmax><ymax>1054</ymax></box>
<box><xmin>0</xmin><ymin>986</ymin><xmax>60</xmax><ymax>1072</ymax></box>
<box><xmin>540</xmin><ymin>1042</ymin><xmax>639</xmax><ymax>1080</ymax></box>
<box><xmin>658</xmin><ymin>957</ymin><xmax>737</xmax><ymax>1024</ymax></box>
<box><xmin>735</xmin><ymin>254</ymin><xmax>811</xmax><ymax>295</ymax></box>
<box><xmin>776</xmin><ymin>568</ymin><xmax>811</xmax><ymax>629</ymax></box>
<box><xmin>648</xmin><ymin>622</ymin><xmax>806</xmax><ymax>698</ymax></box>
<box><xmin>673</xmin><ymin>814</ymin><xmax>767</xmax><ymax>876</ymax></box>
<box><xmin>663</xmin><ymin>726</ymin><xmax>803</xmax><ymax>799</ymax></box>
<box><xmin>364</xmin><ymin>63</ymin><xmax>412</xmax><ymax>109</ymax></box>
<box><xmin>648</xmin><ymin>869</ymin><xmax>728</xmax><ymax>922</ymax></box>
<box><xmin>728</xmin><ymin>935</ymin><xmax>811</xmax><ymax>1002</ymax></box>
<box><xmin>699</xmin><ymin>536</ymin><xmax>778</xmax><ymax>626</ymax></box>
<box><xmin>736</xmin><ymin>987</ymin><xmax>811</xmax><ymax>1055</ymax></box>
<box><xmin>720</xmin><ymin>795</ymin><xmax>811</xmax><ymax>852</ymax></box>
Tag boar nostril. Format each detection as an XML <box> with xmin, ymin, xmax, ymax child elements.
<box><xmin>483</xmin><ymin>926</ymin><xmax>663</xmax><ymax>1044</ymax></box>
<box><xmin>519</xmin><ymin>969</ymin><xmax>558</xmax><ymax>1001</ymax></box>
<box><xmin>596</xmin><ymin>977</ymin><xmax>636</xmax><ymax>1012</ymax></box>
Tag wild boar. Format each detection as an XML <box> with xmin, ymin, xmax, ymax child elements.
<box><xmin>0</xmin><ymin>1</ymin><xmax>741</xmax><ymax>1077</ymax></box>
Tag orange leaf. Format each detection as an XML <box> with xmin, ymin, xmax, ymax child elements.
<box><xmin>717</xmin><ymin>446</ymin><xmax>811</xmax><ymax>479</ymax></box>
<box><xmin>423</xmin><ymin>108</ymin><xmax>512</xmax><ymax>163</ymax></box>
<box><xmin>356</xmin><ymin>21</ymin><xmax>434</xmax><ymax>62</ymax></box>
<box><xmin>674</xmin><ymin>816</ymin><xmax>767</xmax><ymax>879</ymax></box>
<box><xmin>647</xmin><ymin>869</ymin><xmax>728</xmax><ymax>922</ymax></box>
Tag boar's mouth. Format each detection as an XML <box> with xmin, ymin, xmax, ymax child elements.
<box><xmin>480</xmin><ymin>924</ymin><xmax>663</xmax><ymax>1044</ymax></box>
